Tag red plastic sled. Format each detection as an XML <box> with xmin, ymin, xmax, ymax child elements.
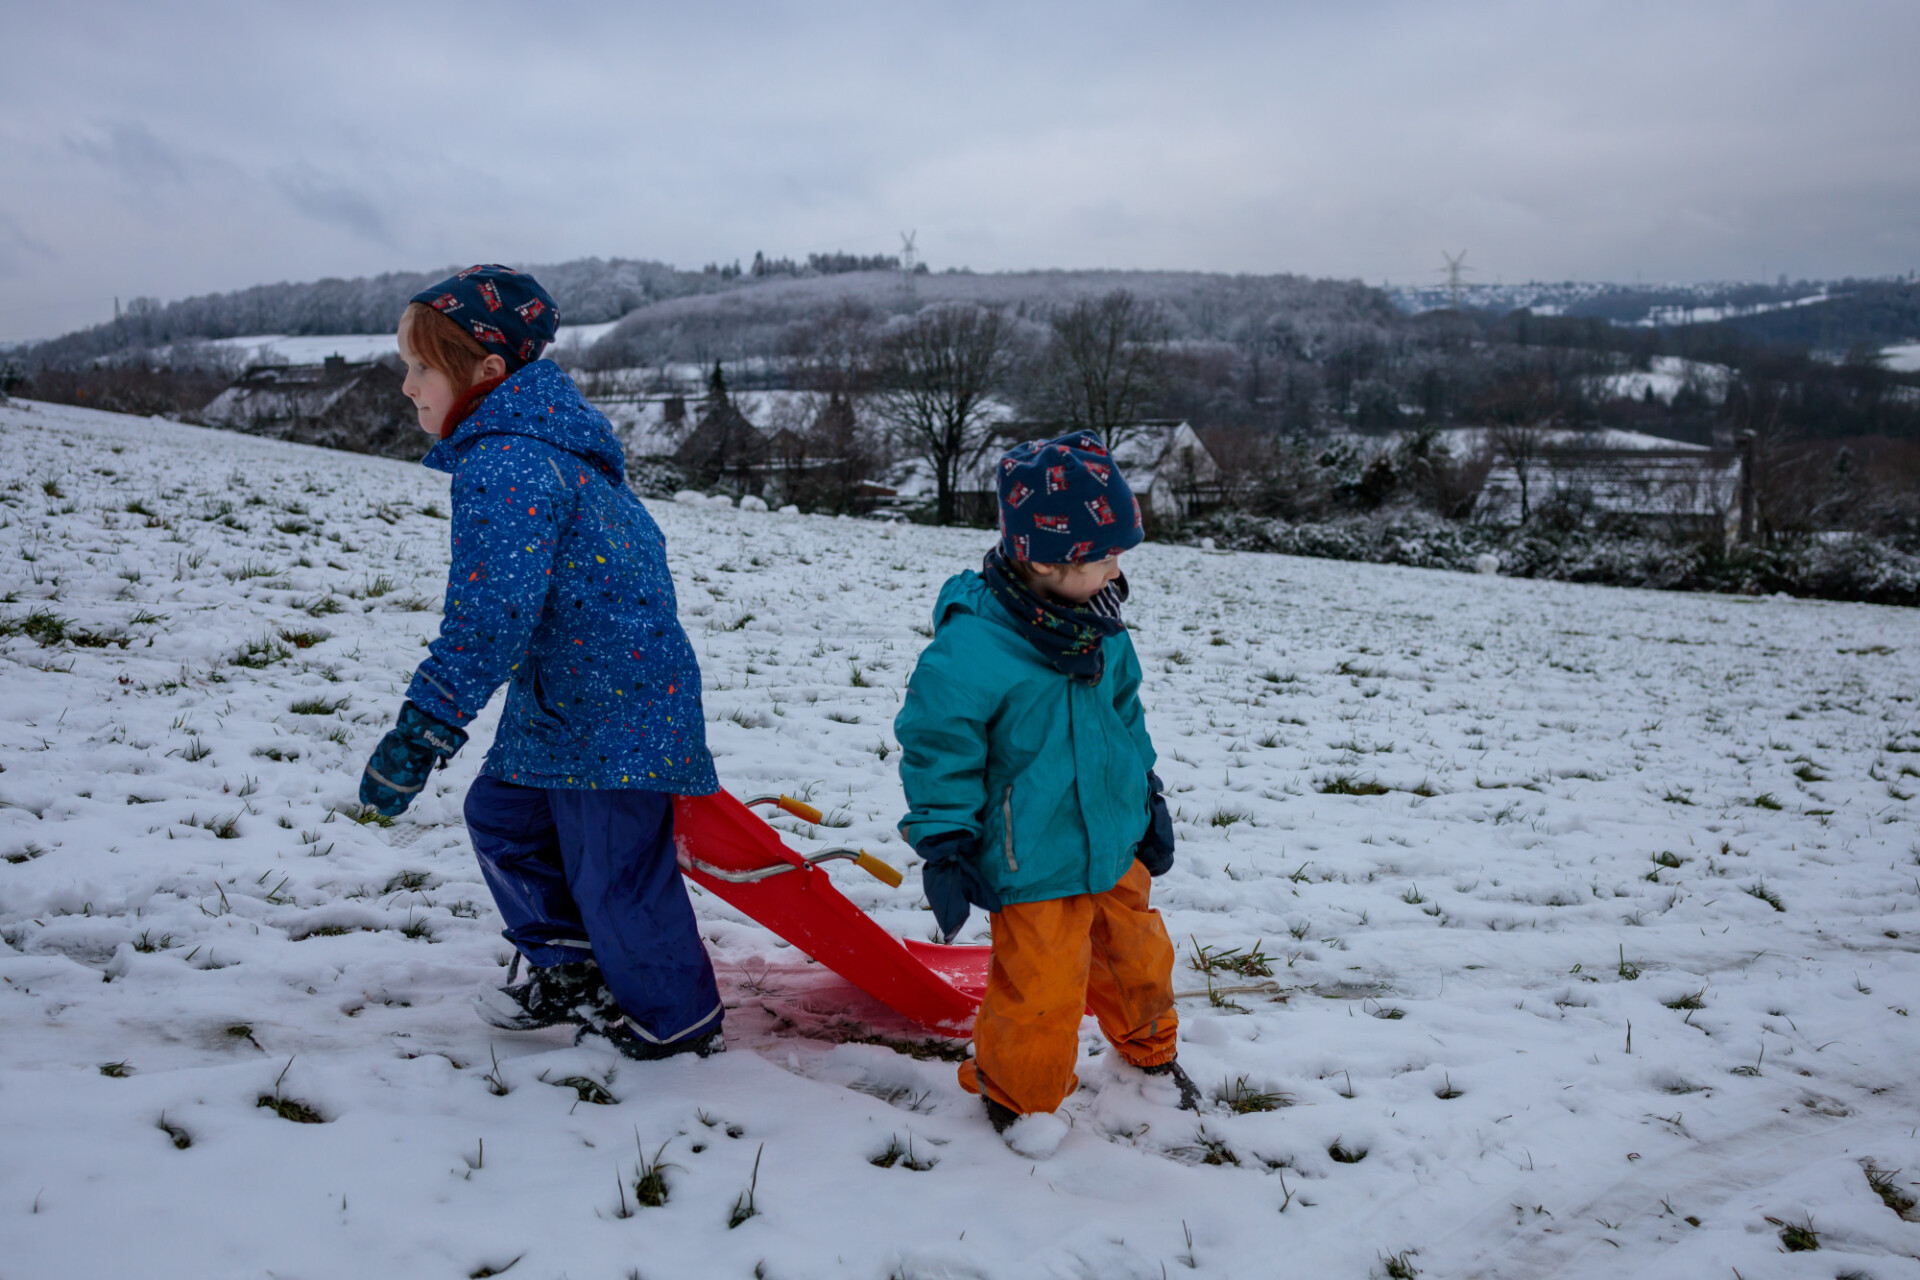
<box><xmin>672</xmin><ymin>790</ymin><xmax>990</xmax><ymax>1035</ymax></box>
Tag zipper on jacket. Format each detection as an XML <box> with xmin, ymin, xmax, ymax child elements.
<box><xmin>1001</xmin><ymin>785</ymin><xmax>1019</xmax><ymax>873</ymax></box>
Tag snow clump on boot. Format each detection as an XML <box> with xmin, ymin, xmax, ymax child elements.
<box><xmin>1002</xmin><ymin>1111</ymin><xmax>1069</xmax><ymax>1159</ymax></box>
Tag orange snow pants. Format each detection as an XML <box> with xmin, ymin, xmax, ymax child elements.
<box><xmin>957</xmin><ymin>861</ymin><xmax>1178</xmax><ymax>1116</ymax></box>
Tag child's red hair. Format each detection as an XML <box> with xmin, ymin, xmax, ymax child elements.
<box><xmin>400</xmin><ymin>302</ymin><xmax>492</xmax><ymax>387</ymax></box>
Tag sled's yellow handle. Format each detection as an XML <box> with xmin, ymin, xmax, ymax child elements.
<box><xmin>855</xmin><ymin>852</ymin><xmax>904</xmax><ymax>888</ymax></box>
<box><xmin>776</xmin><ymin>795</ymin><xmax>825</xmax><ymax>825</ymax></box>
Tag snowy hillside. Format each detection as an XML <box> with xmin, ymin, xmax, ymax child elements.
<box><xmin>3</xmin><ymin>399</ymin><xmax>1919</xmax><ymax>1278</ymax></box>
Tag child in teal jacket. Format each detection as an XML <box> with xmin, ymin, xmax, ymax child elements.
<box><xmin>896</xmin><ymin>434</ymin><xmax>1194</xmax><ymax>1153</ymax></box>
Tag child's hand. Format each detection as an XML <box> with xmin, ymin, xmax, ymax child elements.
<box><xmin>359</xmin><ymin>702</ymin><xmax>468</xmax><ymax>818</ymax></box>
<box><xmin>1136</xmin><ymin>771</ymin><xmax>1176</xmax><ymax>877</ymax></box>
<box><xmin>915</xmin><ymin>831</ymin><xmax>1003</xmax><ymax>943</ymax></box>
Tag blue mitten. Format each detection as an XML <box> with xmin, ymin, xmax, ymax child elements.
<box><xmin>359</xmin><ymin>701</ymin><xmax>467</xmax><ymax>817</ymax></box>
<box><xmin>916</xmin><ymin>830</ymin><xmax>1004</xmax><ymax>943</ymax></box>
<box><xmin>1136</xmin><ymin>770</ymin><xmax>1175</xmax><ymax>877</ymax></box>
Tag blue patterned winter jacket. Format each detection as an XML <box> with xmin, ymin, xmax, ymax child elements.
<box><xmin>404</xmin><ymin>360</ymin><xmax>718</xmax><ymax>794</ymax></box>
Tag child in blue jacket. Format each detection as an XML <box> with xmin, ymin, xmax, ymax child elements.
<box><xmin>359</xmin><ymin>265</ymin><xmax>723</xmax><ymax>1060</ymax></box>
<box><xmin>895</xmin><ymin>434</ymin><xmax>1195</xmax><ymax>1151</ymax></box>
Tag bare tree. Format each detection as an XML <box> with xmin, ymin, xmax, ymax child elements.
<box><xmin>870</xmin><ymin>304</ymin><xmax>1013</xmax><ymax>525</ymax></box>
<box><xmin>1480</xmin><ymin>369</ymin><xmax>1565</xmax><ymax>523</ymax></box>
<box><xmin>1029</xmin><ymin>289</ymin><xmax>1169</xmax><ymax>450</ymax></box>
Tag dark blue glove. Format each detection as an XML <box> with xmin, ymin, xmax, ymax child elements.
<box><xmin>1136</xmin><ymin>770</ymin><xmax>1175</xmax><ymax>877</ymax></box>
<box><xmin>359</xmin><ymin>701</ymin><xmax>467</xmax><ymax>817</ymax></box>
<box><xmin>916</xmin><ymin>830</ymin><xmax>1004</xmax><ymax>943</ymax></box>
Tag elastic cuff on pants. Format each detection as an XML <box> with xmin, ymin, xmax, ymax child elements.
<box><xmin>513</xmin><ymin>937</ymin><xmax>595</xmax><ymax>969</ymax></box>
<box><xmin>617</xmin><ymin>999</ymin><xmax>723</xmax><ymax>1046</ymax></box>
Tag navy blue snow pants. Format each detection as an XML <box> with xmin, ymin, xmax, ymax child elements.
<box><xmin>464</xmin><ymin>773</ymin><xmax>723</xmax><ymax>1047</ymax></box>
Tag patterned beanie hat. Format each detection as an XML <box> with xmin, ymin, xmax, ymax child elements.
<box><xmin>409</xmin><ymin>265</ymin><xmax>560</xmax><ymax>368</ymax></box>
<box><xmin>996</xmin><ymin>432</ymin><xmax>1145</xmax><ymax>563</ymax></box>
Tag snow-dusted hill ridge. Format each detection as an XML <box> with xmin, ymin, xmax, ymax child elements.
<box><xmin>3</xmin><ymin>398</ymin><xmax>1919</xmax><ymax>1279</ymax></box>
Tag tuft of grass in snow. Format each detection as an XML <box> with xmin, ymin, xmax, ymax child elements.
<box><xmin>1765</xmin><ymin>1216</ymin><xmax>1818</xmax><ymax>1251</ymax></box>
<box><xmin>1864</xmin><ymin>1164</ymin><xmax>1918</xmax><ymax>1218</ymax></box>
<box><xmin>727</xmin><ymin>1143</ymin><xmax>764</xmax><ymax>1229</ymax></box>
<box><xmin>870</xmin><ymin>1134</ymin><xmax>937</xmax><ymax>1171</ymax></box>
<box><xmin>1319</xmin><ymin>773</ymin><xmax>1391</xmax><ymax>796</ymax></box>
<box><xmin>290</xmin><ymin>695</ymin><xmax>348</xmax><ymax>715</ymax></box>
<box><xmin>1216</xmin><ymin>1076</ymin><xmax>1289</xmax><ymax>1114</ymax></box>
<box><xmin>1751</xmin><ymin>792</ymin><xmax>1784</xmax><ymax>811</ymax></box>
<box><xmin>1189</xmin><ymin>938</ymin><xmax>1274</xmax><ymax>979</ymax></box>
<box><xmin>232</xmin><ymin>635</ymin><xmax>292</xmax><ymax>669</ymax></box>
<box><xmin>156</xmin><ymin>1114</ymin><xmax>191</xmax><ymax>1150</ymax></box>
<box><xmin>1327</xmin><ymin>1138</ymin><xmax>1368</xmax><ymax>1163</ymax></box>
<box><xmin>1745</xmin><ymin>882</ymin><xmax>1786</xmax><ymax>912</ymax></box>
<box><xmin>1382</xmin><ymin>1250</ymin><xmax>1421</xmax><ymax>1279</ymax></box>
<box><xmin>1663</xmin><ymin>989</ymin><xmax>1706</xmax><ymax>1010</ymax></box>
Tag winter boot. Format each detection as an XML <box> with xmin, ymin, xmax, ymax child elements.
<box><xmin>1141</xmin><ymin>1058</ymin><xmax>1203</xmax><ymax>1112</ymax></box>
<box><xmin>591</xmin><ymin>1016</ymin><xmax>725</xmax><ymax>1063</ymax></box>
<box><xmin>984</xmin><ymin>1096</ymin><xmax>1020</xmax><ymax>1135</ymax></box>
<box><xmin>472</xmin><ymin>958</ymin><xmax>619</xmax><ymax>1031</ymax></box>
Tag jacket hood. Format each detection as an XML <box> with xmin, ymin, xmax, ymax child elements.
<box><xmin>931</xmin><ymin>569</ymin><xmax>996</xmax><ymax>634</ymax></box>
<box><xmin>422</xmin><ymin>360</ymin><xmax>625</xmax><ymax>483</ymax></box>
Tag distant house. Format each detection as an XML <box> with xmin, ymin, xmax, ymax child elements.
<box><xmin>1476</xmin><ymin>432</ymin><xmax>1741</xmax><ymax>538</ymax></box>
<box><xmin>198</xmin><ymin>356</ymin><xmax>422</xmax><ymax>459</ymax></box>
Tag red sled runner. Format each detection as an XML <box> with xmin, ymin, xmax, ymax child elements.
<box><xmin>672</xmin><ymin>790</ymin><xmax>991</xmax><ymax>1036</ymax></box>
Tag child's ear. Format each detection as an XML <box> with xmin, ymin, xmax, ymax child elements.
<box><xmin>478</xmin><ymin>353</ymin><xmax>509</xmax><ymax>382</ymax></box>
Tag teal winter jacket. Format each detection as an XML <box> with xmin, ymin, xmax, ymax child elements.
<box><xmin>895</xmin><ymin>570</ymin><xmax>1157</xmax><ymax>906</ymax></box>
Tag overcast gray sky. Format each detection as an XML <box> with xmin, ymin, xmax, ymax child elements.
<box><xmin>4</xmin><ymin>0</ymin><xmax>1918</xmax><ymax>341</ymax></box>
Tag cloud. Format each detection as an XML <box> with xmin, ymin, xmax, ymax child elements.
<box><xmin>63</xmin><ymin>120</ymin><xmax>188</xmax><ymax>187</ymax></box>
<box><xmin>271</xmin><ymin>165</ymin><xmax>394</xmax><ymax>247</ymax></box>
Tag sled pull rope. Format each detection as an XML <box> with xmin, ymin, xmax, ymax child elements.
<box><xmin>745</xmin><ymin>793</ymin><xmax>825</xmax><ymax>825</ymax></box>
<box><xmin>680</xmin><ymin>847</ymin><xmax>904</xmax><ymax>889</ymax></box>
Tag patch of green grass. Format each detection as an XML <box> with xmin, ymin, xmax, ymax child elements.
<box><xmin>1766</xmin><ymin>1216</ymin><xmax>1817</xmax><ymax>1251</ymax></box>
<box><xmin>290</xmin><ymin>695</ymin><xmax>349</xmax><ymax>715</ymax></box>
<box><xmin>1746</xmin><ymin>882</ymin><xmax>1786</xmax><ymax>912</ymax></box>
<box><xmin>99</xmin><ymin>1061</ymin><xmax>132</xmax><ymax>1078</ymax></box>
<box><xmin>347</xmin><ymin>806</ymin><xmax>394</xmax><ymax>828</ymax></box>
<box><xmin>278</xmin><ymin>628</ymin><xmax>327</xmax><ymax>649</ymax></box>
<box><xmin>1751</xmin><ymin>793</ymin><xmax>1784</xmax><ymax>811</ymax></box>
<box><xmin>256</xmin><ymin>1095</ymin><xmax>325</xmax><ymax>1124</ymax></box>
<box><xmin>1865</xmin><ymin>1164</ymin><xmax>1916</xmax><ymax>1217</ymax></box>
<box><xmin>1383</xmin><ymin>1250</ymin><xmax>1421</xmax><ymax>1280</ymax></box>
<box><xmin>1216</xmin><ymin>1075</ymin><xmax>1289</xmax><ymax>1114</ymax></box>
<box><xmin>302</xmin><ymin>594</ymin><xmax>345</xmax><ymax>617</ymax></box>
<box><xmin>1318</xmin><ymin>773</ymin><xmax>1391</xmax><ymax>796</ymax></box>
<box><xmin>232</xmin><ymin>636</ymin><xmax>292</xmax><ymax>669</ymax></box>
<box><xmin>1208</xmin><ymin>806</ymin><xmax>1251</xmax><ymax>828</ymax></box>
<box><xmin>1327</xmin><ymin>1138</ymin><xmax>1368</xmax><ymax>1163</ymax></box>
<box><xmin>222</xmin><ymin>560</ymin><xmax>277</xmax><ymax>583</ymax></box>
<box><xmin>870</xmin><ymin>1133</ymin><xmax>938</xmax><ymax>1171</ymax></box>
<box><xmin>1189</xmin><ymin>938</ymin><xmax>1274</xmax><ymax>978</ymax></box>
<box><xmin>1663</xmin><ymin>989</ymin><xmax>1706</xmax><ymax>1010</ymax></box>
<box><xmin>1652</xmin><ymin>851</ymin><xmax>1686</xmax><ymax>869</ymax></box>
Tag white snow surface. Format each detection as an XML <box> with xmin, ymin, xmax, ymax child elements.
<box><xmin>4</xmin><ymin>397</ymin><xmax>1920</xmax><ymax>1278</ymax></box>
<box><xmin>1882</xmin><ymin>342</ymin><xmax>1920</xmax><ymax>374</ymax></box>
<box><xmin>206</xmin><ymin>324</ymin><xmax>618</xmax><ymax>367</ymax></box>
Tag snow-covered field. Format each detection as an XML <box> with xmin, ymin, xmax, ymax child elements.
<box><xmin>1884</xmin><ymin>343</ymin><xmax>1920</xmax><ymax>375</ymax></box>
<box><xmin>4</xmin><ymin>398</ymin><xmax>1920</xmax><ymax>1279</ymax></box>
<box><xmin>204</xmin><ymin>322</ymin><xmax>620</xmax><ymax>368</ymax></box>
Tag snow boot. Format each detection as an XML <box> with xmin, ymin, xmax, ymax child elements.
<box><xmin>1141</xmin><ymin>1058</ymin><xmax>1203</xmax><ymax>1112</ymax></box>
<box><xmin>591</xmin><ymin>1017</ymin><xmax>725</xmax><ymax>1063</ymax></box>
<box><xmin>984</xmin><ymin>1096</ymin><xmax>1020</xmax><ymax>1135</ymax></box>
<box><xmin>472</xmin><ymin>958</ymin><xmax>619</xmax><ymax>1031</ymax></box>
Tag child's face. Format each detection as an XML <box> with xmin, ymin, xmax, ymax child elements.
<box><xmin>1025</xmin><ymin>553</ymin><xmax>1123</xmax><ymax>606</ymax></box>
<box><xmin>397</xmin><ymin>314</ymin><xmax>464</xmax><ymax>436</ymax></box>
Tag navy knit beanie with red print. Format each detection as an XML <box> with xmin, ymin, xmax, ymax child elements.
<box><xmin>410</xmin><ymin>265</ymin><xmax>561</xmax><ymax>369</ymax></box>
<box><xmin>996</xmin><ymin>432</ymin><xmax>1145</xmax><ymax>563</ymax></box>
